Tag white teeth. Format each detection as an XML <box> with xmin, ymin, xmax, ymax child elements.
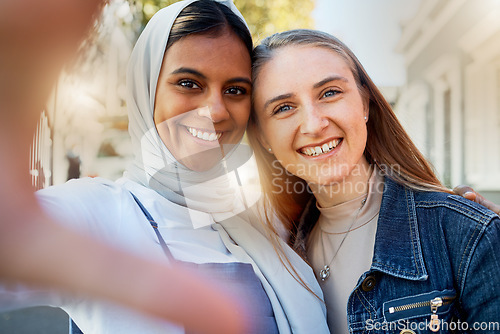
<box><xmin>187</xmin><ymin>127</ymin><xmax>221</xmax><ymax>142</ymax></box>
<box><xmin>301</xmin><ymin>139</ymin><xmax>341</xmax><ymax>157</ymax></box>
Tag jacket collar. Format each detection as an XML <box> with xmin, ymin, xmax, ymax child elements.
<box><xmin>371</xmin><ymin>177</ymin><xmax>428</xmax><ymax>280</ymax></box>
<box><xmin>293</xmin><ymin>177</ymin><xmax>428</xmax><ymax>281</ymax></box>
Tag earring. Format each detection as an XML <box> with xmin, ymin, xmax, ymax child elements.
<box><xmin>364</xmin><ymin>116</ymin><xmax>367</xmax><ymax>121</ymax></box>
<box><xmin>268</xmin><ymin>148</ymin><xmax>272</xmax><ymax>153</ymax></box>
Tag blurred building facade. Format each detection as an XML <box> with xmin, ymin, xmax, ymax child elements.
<box><xmin>47</xmin><ymin>0</ymin><xmax>139</xmax><ymax>185</ymax></box>
<box><xmin>395</xmin><ymin>0</ymin><xmax>500</xmax><ymax>202</ymax></box>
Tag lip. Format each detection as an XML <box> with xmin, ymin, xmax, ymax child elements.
<box><xmin>297</xmin><ymin>137</ymin><xmax>343</xmax><ymax>159</ymax></box>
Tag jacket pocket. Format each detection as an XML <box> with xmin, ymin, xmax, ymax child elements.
<box><xmin>383</xmin><ymin>289</ymin><xmax>456</xmax><ymax>332</ymax></box>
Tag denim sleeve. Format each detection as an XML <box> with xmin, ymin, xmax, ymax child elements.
<box><xmin>459</xmin><ymin>216</ymin><xmax>500</xmax><ymax>331</ymax></box>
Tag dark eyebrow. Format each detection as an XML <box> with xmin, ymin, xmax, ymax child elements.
<box><xmin>313</xmin><ymin>75</ymin><xmax>349</xmax><ymax>89</ymax></box>
<box><xmin>263</xmin><ymin>93</ymin><xmax>295</xmax><ymax>110</ymax></box>
<box><xmin>227</xmin><ymin>77</ymin><xmax>252</xmax><ymax>86</ymax></box>
<box><xmin>170</xmin><ymin>67</ymin><xmax>206</xmax><ymax>79</ymax></box>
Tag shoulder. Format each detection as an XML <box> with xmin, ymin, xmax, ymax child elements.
<box><xmin>37</xmin><ymin>177</ymin><xmax>127</xmax><ymax>199</ymax></box>
<box><xmin>382</xmin><ymin>177</ymin><xmax>498</xmax><ymax>228</ymax></box>
<box><xmin>36</xmin><ymin>177</ymin><xmax>136</xmax><ymax>231</ymax></box>
<box><xmin>413</xmin><ymin>189</ymin><xmax>499</xmax><ymax>227</ymax></box>
<box><xmin>37</xmin><ymin>177</ymin><xmax>132</xmax><ymax>211</ymax></box>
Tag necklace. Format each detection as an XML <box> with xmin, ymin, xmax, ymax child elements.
<box><xmin>321</xmin><ymin>214</ymin><xmax>374</xmax><ymax>235</ymax></box>
<box><xmin>319</xmin><ymin>197</ymin><xmax>367</xmax><ymax>282</ymax></box>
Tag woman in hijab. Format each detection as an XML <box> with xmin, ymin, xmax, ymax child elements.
<box><xmin>0</xmin><ymin>1</ymin><xmax>328</xmax><ymax>333</ymax></box>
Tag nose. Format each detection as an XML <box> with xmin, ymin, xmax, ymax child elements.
<box><xmin>197</xmin><ymin>91</ymin><xmax>230</xmax><ymax>123</ymax></box>
<box><xmin>299</xmin><ymin>106</ymin><xmax>329</xmax><ymax>136</ymax></box>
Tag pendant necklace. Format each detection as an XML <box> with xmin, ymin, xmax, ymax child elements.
<box><xmin>319</xmin><ymin>196</ymin><xmax>367</xmax><ymax>282</ymax></box>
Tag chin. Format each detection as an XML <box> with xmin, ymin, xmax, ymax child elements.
<box><xmin>178</xmin><ymin>148</ymin><xmax>225</xmax><ymax>172</ymax></box>
<box><xmin>304</xmin><ymin>165</ymin><xmax>348</xmax><ymax>184</ymax></box>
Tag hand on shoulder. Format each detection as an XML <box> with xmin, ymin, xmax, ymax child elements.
<box><xmin>453</xmin><ymin>185</ymin><xmax>500</xmax><ymax>215</ymax></box>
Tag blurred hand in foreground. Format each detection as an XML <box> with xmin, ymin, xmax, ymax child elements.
<box><xmin>0</xmin><ymin>1</ymin><xmax>247</xmax><ymax>333</ymax></box>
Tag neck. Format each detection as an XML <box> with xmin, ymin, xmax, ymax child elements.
<box><xmin>310</xmin><ymin>157</ymin><xmax>372</xmax><ymax>208</ymax></box>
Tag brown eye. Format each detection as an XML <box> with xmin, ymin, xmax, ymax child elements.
<box><xmin>225</xmin><ymin>86</ymin><xmax>247</xmax><ymax>95</ymax></box>
<box><xmin>178</xmin><ymin>80</ymin><xmax>200</xmax><ymax>89</ymax></box>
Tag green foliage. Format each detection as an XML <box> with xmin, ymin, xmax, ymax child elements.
<box><xmin>133</xmin><ymin>0</ymin><xmax>315</xmax><ymax>42</ymax></box>
<box><xmin>138</xmin><ymin>0</ymin><xmax>177</xmax><ymax>24</ymax></box>
<box><xmin>234</xmin><ymin>0</ymin><xmax>315</xmax><ymax>43</ymax></box>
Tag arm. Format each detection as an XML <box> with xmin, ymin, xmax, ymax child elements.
<box><xmin>458</xmin><ymin>217</ymin><xmax>500</xmax><ymax>332</ymax></box>
<box><xmin>453</xmin><ymin>185</ymin><xmax>500</xmax><ymax>215</ymax></box>
<box><xmin>0</xmin><ymin>1</ymin><xmax>246</xmax><ymax>333</ymax></box>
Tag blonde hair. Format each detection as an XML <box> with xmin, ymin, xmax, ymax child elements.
<box><xmin>248</xmin><ymin>29</ymin><xmax>451</xmax><ymax>242</ymax></box>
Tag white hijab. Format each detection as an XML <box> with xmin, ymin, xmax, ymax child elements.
<box><xmin>124</xmin><ymin>0</ymin><xmax>254</xmax><ymax>224</ymax></box>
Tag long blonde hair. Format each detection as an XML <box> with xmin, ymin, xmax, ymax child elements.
<box><xmin>247</xmin><ymin>29</ymin><xmax>451</xmax><ymax>241</ymax></box>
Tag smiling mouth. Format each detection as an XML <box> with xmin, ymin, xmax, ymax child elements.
<box><xmin>299</xmin><ymin>138</ymin><xmax>342</xmax><ymax>157</ymax></box>
<box><xmin>186</xmin><ymin>126</ymin><xmax>222</xmax><ymax>142</ymax></box>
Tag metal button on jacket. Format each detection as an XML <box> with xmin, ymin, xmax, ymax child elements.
<box><xmin>361</xmin><ymin>275</ymin><xmax>376</xmax><ymax>292</ymax></box>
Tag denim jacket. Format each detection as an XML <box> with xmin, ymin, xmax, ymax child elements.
<box><xmin>293</xmin><ymin>177</ymin><xmax>500</xmax><ymax>333</ymax></box>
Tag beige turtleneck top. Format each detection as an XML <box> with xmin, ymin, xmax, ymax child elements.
<box><xmin>307</xmin><ymin>167</ymin><xmax>384</xmax><ymax>333</ymax></box>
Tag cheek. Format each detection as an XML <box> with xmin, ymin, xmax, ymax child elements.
<box><xmin>346</xmin><ymin>119</ymin><xmax>368</xmax><ymax>160</ymax></box>
<box><xmin>231</xmin><ymin>101</ymin><xmax>251</xmax><ymax>132</ymax></box>
<box><xmin>154</xmin><ymin>102</ymin><xmax>176</xmax><ymax>124</ymax></box>
<box><xmin>154</xmin><ymin>91</ymin><xmax>192</xmax><ymax>123</ymax></box>
<box><xmin>354</xmin><ymin>117</ymin><xmax>368</xmax><ymax>141</ymax></box>
<box><xmin>264</xmin><ymin>122</ymin><xmax>290</xmax><ymax>153</ymax></box>
<box><xmin>258</xmin><ymin>121</ymin><xmax>274</xmax><ymax>143</ymax></box>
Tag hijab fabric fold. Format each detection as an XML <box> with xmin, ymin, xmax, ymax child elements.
<box><xmin>124</xmin><ymin>0</ymin><xmax>254</xmax><ymax>224</ymax></box>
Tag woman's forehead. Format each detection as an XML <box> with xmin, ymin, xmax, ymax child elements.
<box><xmin>256</xmin><ymin>45</ymin><xmax>353</xmax><ymax>86</ymax></box>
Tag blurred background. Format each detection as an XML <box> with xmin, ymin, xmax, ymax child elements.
<box><xmin>4</xmin><ymin>0</ymin><xmax>500</xmax><ymax>332</ymax></box>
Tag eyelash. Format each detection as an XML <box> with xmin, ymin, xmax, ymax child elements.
<box><xmin>322</xmin><ymin>88</ymin><xmax>341</xmax><ymax>98</ymax></box>
<box><xmin>177</xmin><ymin>79</ymin><xmax>200</xmax><ymax>89</ymax></box>
<box><xmin>272</xmin><ymin>104</ymin><xmax>294</xmax><ymax>115</ymax></box>
<box><xmin>177</xmin><ymin>80</ymin><xmax>247</xmax><ymax>96</ymax></box>
<box><xmin>271</xmin><ymin>88</ymin><xmax>341</xmax><ymax>115</ymax></box>
<box><xmin>225</xmin><ymin>86</ymin><xmax>247</xmax><ymax>95</ymax></box>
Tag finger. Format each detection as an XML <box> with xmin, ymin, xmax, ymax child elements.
<box><xmin>476</xmin><ymin>197</ymin><xmax>500</xmax><ymax>216</ymax></box>
<box><xmin>453</xmin><ymin>185</ymin><xmax>477</xmax><ymax>201</ymax></box>
<box><xmin>453</xmin><ymin>185</ymin><xmax>474</xmax><ymax>195</ymax></box>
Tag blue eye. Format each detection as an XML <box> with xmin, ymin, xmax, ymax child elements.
<box><xmin>322</xmin><ymin>89</ymin><xmax>341</xmax><ymax>98</ymax></box>
<box><xmin>178</xmin><ymin>80</ymin><xmax>200</xmax><ymax>89</ymax></box>
<box><xmin>225</xmin><ymin>86</ymin><xmax>247</xmax><ymax>95</ymax></box>
<box><xmin>273</xmin><ymin>104</ymin><xmax>293</xmax><ymax>115</ymax></box>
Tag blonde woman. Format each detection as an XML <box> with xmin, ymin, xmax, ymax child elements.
<box><xmin>248</xmin><ymin>29</ymin><xmax>500</xmax><ymax>333</ymax></box>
